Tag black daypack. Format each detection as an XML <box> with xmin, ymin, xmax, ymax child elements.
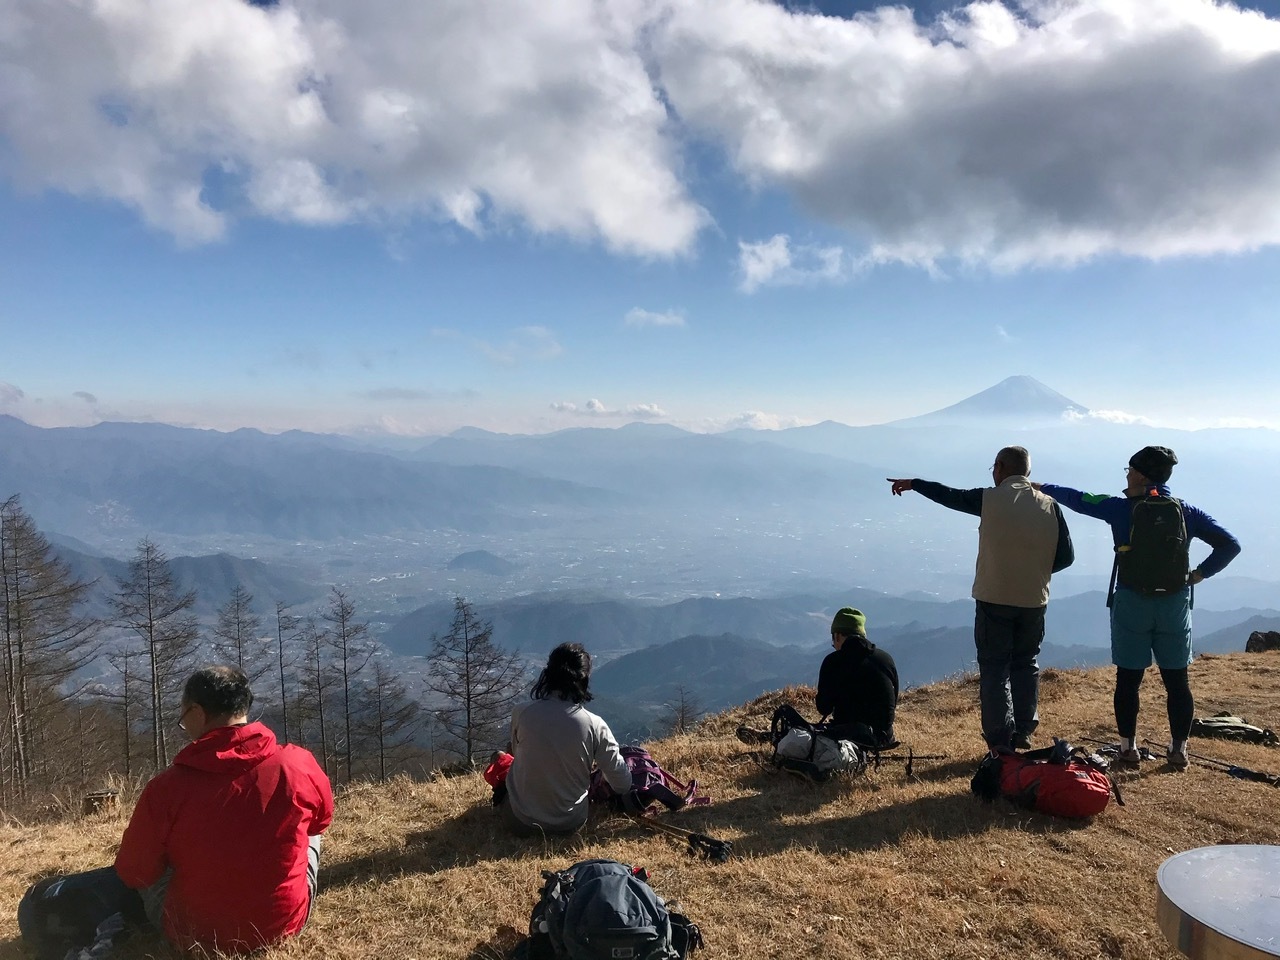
<box><xmin>17</xmin><ymin>867</ymin><xmax>146</xmax><ymax>960</ymax></box>
<box><xmin>1109</xmin><ymin>492</ymin><xmax>1189</xmax><ymax>604</ymax></box>
<box><xmin>521</xmin><ymin>859</ymin><xmax>702</xmax><ymax>960</ymax></box>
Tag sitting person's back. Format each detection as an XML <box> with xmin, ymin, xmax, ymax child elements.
<box><xmin>502</xmin><ymin>643</ymin><xmax>631</xmax><ymax>835</ymax></box>
<box><xmin>815</xmin><ymin>607</ymin><xmax>899</xmax><ymax>747</ymax></box>
<box><xmin>115</xmin><ymin>666</ymin><xmax>333</xmax><ymax>954</ymax></box>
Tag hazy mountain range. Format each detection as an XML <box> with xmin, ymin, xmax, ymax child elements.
<box><xmin>5</xmin><ymin>375</ymin><xmax>1277</xmax><ymax>740</ymax></box>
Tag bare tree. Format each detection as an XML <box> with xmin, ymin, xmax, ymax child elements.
<box><xmin>354</xmin><ymin>657</ymin><xmax>421</xmax><ymax>782</ymax></box>
<box><xmin>424</xmin><ymin>597</ymin><xmax>526</xmax><ymax>766</ymax></box>
<box><xmin>661</xmin><ymin>684</ymin><xmax>704</xmax><ymax>735</ymax></box>
<box><xmin>321</xmin><ymin>587</ymin><xmax>374</xmax><ymax>785</ymax></box>
<box><xmin>294</xmin><ymin>616</ymin><xmax>336</xmax><ymax>779</ymax></box>
<box><xmin>104</xmin><ymin>648</ymin><xmax>144</xmax><ymax>777</ymax></box>
<box><xmin>111</xmin><ymin>538</ymin><xmax>199</xmax><ymax>770</ymax></box>
<box><xmin>273</xmin><ymin>601</ymin><xmax>298</xmax><ymax>744</ymax></box>
<box><xmin>0</xmin><ymin>495</ymin><xmax>100</xmax><ymax>800</ymax></box>
<box><xmin>211</xmin><ymin>585</ymin><xmax>271</xmax><ymax>686</ymax></box>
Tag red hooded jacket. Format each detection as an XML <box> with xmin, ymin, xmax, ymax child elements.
<box><xmin>115</xmin><ymin>722</ymin><xmax>333</xmax><ymax>954</ymax></box>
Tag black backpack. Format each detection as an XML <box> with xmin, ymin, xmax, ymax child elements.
<box><xmin>518</xmin><ymin>859</ymin><xmax>703</xmax><ymax>960</ymax></box>
<box><xmin>1110</xmin><ymin>492</ymin><xmax>1189</xmax><ymax>603</ymax></box>
<box><xmin>17</xmin><ymin>867</ymin><xmax>146</xmax><ymax>960</ymax></box>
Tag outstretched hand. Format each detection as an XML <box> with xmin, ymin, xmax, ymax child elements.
<box><xmin>886</xmin><ymin>478</ymin><xmax>913</xmax><ymax>496</ymax></box>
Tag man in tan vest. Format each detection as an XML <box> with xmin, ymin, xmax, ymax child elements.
<box><xmin>888</xmin><ymin>446</ymin><xmax>1074</xmax><ymax>750</ymax></box>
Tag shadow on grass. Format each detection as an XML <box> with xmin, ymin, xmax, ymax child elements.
<box><xmin>0</xmin><ymin>937</ymin><xmax>26</xmax><ymax>960</ymax></box>
<box><xmin>466</xmin><ymin>923</ymin><xmax>524</xmax><ymax>960</ymax></box>
<box><xmin>322</xmin><ymin>801</ymin><xmax>604</xmax><ymax>890</ymax></box>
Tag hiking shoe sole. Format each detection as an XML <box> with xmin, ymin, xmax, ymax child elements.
<box><xmin>1117</xmin><ymin>749</ymin><xmax>1142</xmax><ymax>766</ymax></box>
<box><xmin>1167</xmin><ymin>752</ymin><xmax>1190</xmax><ymax>771</ymax></box>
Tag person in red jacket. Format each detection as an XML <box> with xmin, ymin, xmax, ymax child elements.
<box><xmin>115</xmin><ymin>665</ymin><xmax>334</xmax><ymax>954</ymax></box>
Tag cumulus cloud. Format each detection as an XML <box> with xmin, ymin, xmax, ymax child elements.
<box><xmin>72</xmin><ymin>390</ymin><xmax>98</xmax><ymax>404</ymax></box>
<box><xmin>551</xmin><ymin>398</ymin><xmax>667</xmax><ymax>419</ymax></box>
<box><xmin>5</xmin><ymin>1</ymin><xmax>1280</xmax><ymax>269</ymax></box>
<box><xmin>624</xmin><ymin>307</ymin><xmax>685</xmax><ymax>328</ymax></box>
<box><xmin>738</xmin><ymin>235</ymin><xmax>845</xmax><ymax>292</ymax></box>
<box><xmin>659</xmin><ymin>0</ymin><xmax>1280</xmax><ymax>269</ymax></box>
<box><xmin>717</xmin><ymin>410</ymin><xmax>813</xmax><ymax>431</ymax></box>
<box><xmin>0</xmin><ymin>0</ymin><xmax>705</xmax><ymax>254</ymax></box>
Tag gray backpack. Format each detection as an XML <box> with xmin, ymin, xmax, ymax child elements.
<box><xmin>524</xmin><ymin>859</ymin><xmax>702</xmax><ymax>960</ymax></box>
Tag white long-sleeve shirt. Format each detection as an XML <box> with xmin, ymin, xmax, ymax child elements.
<box><xmin>505</xmin><ymin>697</ymin><xmax>631</xmax><ymax>833</ymax></box>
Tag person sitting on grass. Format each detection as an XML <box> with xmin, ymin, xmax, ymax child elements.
<box><xmin>497</xmin><ymin>643</ymin><xmax>634</xmax><ymax>837</ymax></box>
<box><xmin>116</xmin><ymin>666</ymin><xmax>333</xmax><ymax>954</ymax></box>
<box><xmin>817</xmin><ymin>607</ymin><xmax>900</xmax><ymax>749</ymax></box>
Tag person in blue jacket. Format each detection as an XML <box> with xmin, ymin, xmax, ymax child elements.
<box><xmin>1036</xmin><ymin>445</ymin><xmax>1240</xmax><ymax>770</ymax></box>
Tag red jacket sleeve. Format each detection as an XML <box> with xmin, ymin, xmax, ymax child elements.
<box><xmin>114</xmin><ymin>779</ymin><xmax>172</xmax><ymax>889</ymax></box>
<box><xmin>310</xmin><ymin>765</ymin><xmax>334</xmax><ymax>836</ymax></box>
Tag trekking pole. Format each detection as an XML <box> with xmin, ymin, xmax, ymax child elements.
<box><xmin>626</xmin><ymin>814</ymin><xmax>733</xmax><ymax>864</ymax></box>
<box><xmin>867</xmin><ymin>749</ymin><xmax>948</xmax><ymax>778</ymax></box>
<box><xmin>1142</xmin><ymin>739</ymin><xmax>1280</xmax><ymax>786</ymax></box>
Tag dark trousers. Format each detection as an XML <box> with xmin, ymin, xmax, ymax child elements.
<box><xmin>974</xmin><ymin>601</ymin><xmax>1045</xmax><ymax>748</ymax></box>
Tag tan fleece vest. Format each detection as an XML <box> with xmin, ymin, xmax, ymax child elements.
<box><xmin>972</xmin><ymin>477</ymin><xmax>1059</xmax><ymax>608</ymax></box>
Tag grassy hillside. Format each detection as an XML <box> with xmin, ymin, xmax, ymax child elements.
<box><xmin>3</xmin><ymin>652</ymin><xmax>1279</xmax><ymax>960</ymax></box>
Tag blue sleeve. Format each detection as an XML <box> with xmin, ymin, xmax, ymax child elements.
<box><xmin>911</xmin><ymin>480</ymin><xmax>983</xmax><ymax>517</ymax></box>
<box><xmin>1051</xmin><ymin>502</ymin><xmax>1074</xmax><ymax>573</ymax></box>
<box><xmin>1184</xmin><ymin>505</ymin><xmax>1241</xmax><ymax>579</ymax></box>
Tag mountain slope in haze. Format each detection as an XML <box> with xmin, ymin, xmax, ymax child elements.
<box><xmin>56</xmin><ymin>545</ymin><xmax>322</xmax><ymax>619</ymax></box>
<box><xmin>0</xmin><ymin>416</ymin><xmax>614</xmax><ymax>542</ymax></box>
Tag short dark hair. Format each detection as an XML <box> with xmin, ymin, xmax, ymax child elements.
<box><xmin>531</xmin><ymin>643</ymin><xmax>593</xmax><ymax>704</ymax></box>
<box><xmin>996</xmin><ymin>445</ymin><xmax>1031</xmax><ymax>477</ymax></box>
<box><xmin>184</xmin><ymin>666</ymin><xmax>253</xmax><ymax>719</ymax></box>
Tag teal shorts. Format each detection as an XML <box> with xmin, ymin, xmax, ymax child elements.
<box><xmin>1109</xmin><ymin>588</ymin><xmax>1192</xmax><ymax>670</ymax></box>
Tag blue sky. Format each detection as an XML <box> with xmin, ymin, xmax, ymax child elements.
<box><xmin>3</xmin><ymin>0</ymin><xmax>1280</xmax><ymax>436</ymax></box>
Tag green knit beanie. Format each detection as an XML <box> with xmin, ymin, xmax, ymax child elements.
<box><xmin>830</xmin><ymin>607</ymin><xmax>867</xmax><ymax>638</ymax></box>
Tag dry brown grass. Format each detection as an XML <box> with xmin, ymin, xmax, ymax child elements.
<box><xmin>3</xmin><ymin>652</ymin><xmax>1279</xmax><ymax>960</ymax></box>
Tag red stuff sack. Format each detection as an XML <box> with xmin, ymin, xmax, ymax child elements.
<box><xmin>972</xmin><ymin>740</ymin><xmax>1120</xmax><ymax>819</ymax></box>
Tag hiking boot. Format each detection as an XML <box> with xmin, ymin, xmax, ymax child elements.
<box><xmin>1117</xmin><ymin>747</ymin><xmax>1142</xmax><ymax>766</ymax></box>
<box><xmin>736</xmin><ymin>725</ymin><xmax>772</xmax><ymax>746</ymax></box>
<box><xmin>1012</xmin><ymin>732</ymin><xmax>1033</xmax><ymax>751</ymax></box>
<box><xmin>1167</xmin><ymin>745</ymin><xmax>1190</xmax><ymax>771</ymax></box>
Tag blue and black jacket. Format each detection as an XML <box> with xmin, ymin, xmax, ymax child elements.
<box><xmin>1039</xmin><ymin>483</ymin><xmax>1240</xmax><ymax>581</ymax></box>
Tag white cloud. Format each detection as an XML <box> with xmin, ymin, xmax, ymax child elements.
<box><xmin>656</xmin><ymin>0</ymin><xmax>1280</xmax><ymax>269</ymax></box>
<box><xmin>624</xmin><ymin>307</ymin><xmax>685</xmax><ymax>328</ymax></box>
<box><xmin>1063</xmin><ymin>408</ymin><xmax>1154</xmax><ymax>426</ymax></box>
<box><xmin>0</xmin><ymin>0</ymin><xmax>705</xmax><ymax>255</ymax></box>
<box><xmin>6</xmin><ymin>1</ymin><xmax>1280</xmax><ymax>269</ymax></box>
<box><xmin>996</xmin><ymin>325</ymin><xmax>1015</xmax><ymax>343</ymax></box>
<box><xmin>716</xmin><ymin>410</ymin><xmax>813</xmax><ymax>431</ymax></box>
<box><xmin>738</xmin><ymin>234</ymin><xmax>845</xmax><ymax>292</ymax></box>
<box><xmin>551</xmin><ymin>398</ymin><xmax>667</xmax><ymax>419</ymax></box>
<box><xmin>72</xmin><ymin>390</ymin><xmax>98</xmax><ymax>404</ymax></box>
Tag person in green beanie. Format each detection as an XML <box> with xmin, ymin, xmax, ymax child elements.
<box><xmin>815</xmin><ymin>607</ymin><xmax>899</xmax><ymax>748</ymax></box>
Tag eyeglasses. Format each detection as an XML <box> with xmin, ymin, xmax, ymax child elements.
<box><xmin>178</xmin><ymin>704</ymin><xmax>195</xmax><ymax>732</ymax></box>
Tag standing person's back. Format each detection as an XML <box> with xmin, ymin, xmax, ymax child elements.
<box><xmin>500</xmin><ymin>643</ymin><xmax>631</xmax><ymax>836</ymax></box>
<box><xmin>115</xmin><ymin>667</ymin><xmax>333</xmax><ymax>954</ymax></box>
